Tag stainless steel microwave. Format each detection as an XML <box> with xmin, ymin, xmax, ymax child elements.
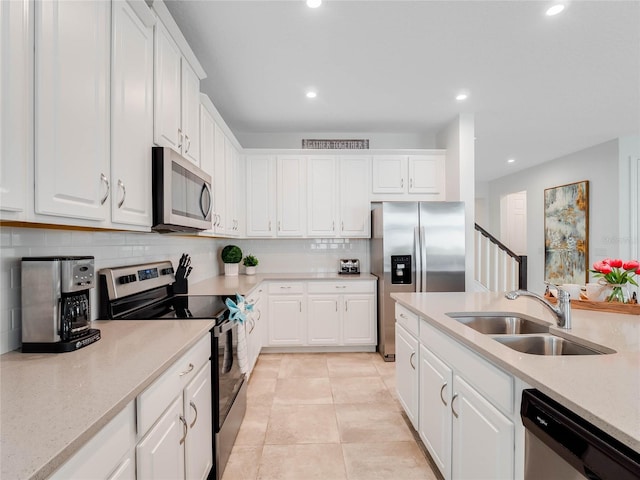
<box><xmin>152</xmin><ymin>147</ymin><xmax>212</xmax><ymax>232</ymax></box>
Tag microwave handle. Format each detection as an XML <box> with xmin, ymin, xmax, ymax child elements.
<box><xmin>200</xmin><ymin>184</ymin><xmax>212</xmax><ymax>219</ymax></box>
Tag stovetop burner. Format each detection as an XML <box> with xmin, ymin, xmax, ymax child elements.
<box><xmin>123</xmin><ymin>295</ymin><xmax>228</xmax><ymax>321</ymax></box>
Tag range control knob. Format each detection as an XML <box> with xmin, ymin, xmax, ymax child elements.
<box><xmin>118</xmin><ymin>274</ymin><xmax>137</xmax><ymax>285</ymax></box>
<box><xmin>161</xmin><ymin>267</ymin><xmax>174</xmax><ymax>276</ymax></box>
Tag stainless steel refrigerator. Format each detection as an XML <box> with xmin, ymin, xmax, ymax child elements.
<box><xmin>371</xmin><ymin>202</ymin><xmax>466</xmax><ymax>361</ymax></box>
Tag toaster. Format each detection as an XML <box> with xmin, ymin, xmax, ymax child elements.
<box><xmin>339</xmin><ymin>259</ymin><xmax>360</xmax><ymax>274</ymax></box>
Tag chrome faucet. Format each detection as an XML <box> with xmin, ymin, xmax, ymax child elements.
<box><xmin>505</xmin><ymin>286</ymin><xmax>572</xmax><ymax>329</ymax></box>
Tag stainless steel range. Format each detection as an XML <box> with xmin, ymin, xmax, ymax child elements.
<box><xmin>98</xmin><ymin>260</ymin><xmax>246</xmax><ymax>480</ymax></box>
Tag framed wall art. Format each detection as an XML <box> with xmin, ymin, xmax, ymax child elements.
<box><xmin>544</xmin><ymin>180</ymin><xmax>589</xmax><ymax>284</ymax></box>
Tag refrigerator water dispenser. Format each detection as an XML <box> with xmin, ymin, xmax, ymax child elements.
<box><xmin>391</xmin><ymin>255</ymin><xmax>412</xmax><ymax>284</ymax></box>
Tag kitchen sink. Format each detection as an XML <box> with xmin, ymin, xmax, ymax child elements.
<box><xmin>448</xmin><ymin>313</ymin><xmax>550</xmax><ymax>335</ymax></box>
<box><xmin>491</xmin><ymin>334</ymin><xmax>608</xmax><ymax>356</ymax></box>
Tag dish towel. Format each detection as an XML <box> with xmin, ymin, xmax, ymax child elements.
<box><xmin>225</xmin><ymin>294</ymin><xmax>253</xmax><ymax>374</ymax></box>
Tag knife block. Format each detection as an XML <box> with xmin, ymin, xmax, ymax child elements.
<box><xmin>173</xmin><ymin>277</ymin><xmax>188</xmax><ymax>295</ymax></box>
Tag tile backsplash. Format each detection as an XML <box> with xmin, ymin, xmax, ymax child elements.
<box><xmin>0</xmin><ymin>226</ymin><xmax>370</xmax><ymax>353</ymax></box>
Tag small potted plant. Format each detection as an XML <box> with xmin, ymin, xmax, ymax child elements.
<box><xmin>243</xmin><ymin>254</ymin><xmax>259</xmax><ymax>275</ymax></box>
<box><xmin>221</xmin><ymin>245</ymin><xmax>243</xmax><ymax>276</ymax></box>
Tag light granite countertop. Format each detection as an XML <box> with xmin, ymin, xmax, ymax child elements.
<box><xmin>0</xmin><ymin>318</ymin><xmax>215</xmax><ymax>480</ymax></box>
<box><xmin>391</xmin><ymin>291</ymin><xmax>640</xmax><ymax>452</ymax></box>
<box><xmin>188</xmin><ymin>272</ymin><xmax>377</xmax><ymax>296</ymax></box>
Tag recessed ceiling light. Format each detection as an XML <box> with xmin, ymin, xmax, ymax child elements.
<box><xmin>306</xmin><ymin>91</ymin><xmax>317</xmax><ymax>99</ymax></box>
<box><xmin>507</xmin><ymin>158</ymin><xmax>515</xmax><ymax>164</ymax></box>
<box><xmin>546</xmin><ymin>4</ymin><xmax>565</xmax><ymax>16</ymax></box>
<box><xmin>456</xmin><ymin>93</ymin><xmax>468</xmax><ymax>101</ymax></box>
<box><xmin>307</xmin><ymin>0</ymin><xmax>322</xmax><ymax>8</ymax></box>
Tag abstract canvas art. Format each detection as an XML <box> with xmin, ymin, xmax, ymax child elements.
<box><xmin>544</xmin><ymin>181</ymin><xmax>589</xmax><ymax>284</ymax></box>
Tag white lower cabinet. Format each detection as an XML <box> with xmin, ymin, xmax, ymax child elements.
<box><xmin>245</xmin><ymin>286</ymin><xmax>266</xmax><ymax>373</ymax></box>
<box><xmin>265</xmin><ymin>280</ymin><xmax>376</xmax><ymax>349</ymax></box>
<box><xmin>136</xmin><ymin>334</ymin><xmax>212</xmax><ymax>480</ymax></box>
<box><xmin>451</xmin><ymin>375</ymin><xmax>514</xmax><ymax>480</ymax></box>
<box><xmin>418</xmin><ymin>344</ymin><xmax>452</xmax><ymax>479</ymax></box>
<box><xmin>395</xmin><ymin>302</ymin><xmax>517</xmax><ymax>480</ymax></box>
<box><xmin>50</xmin><ymin>401</ymin><xmax>136</xmax><ymax>480</ymax></box>
<box><xmin>395</xmin><ymin>323</ymin><xmax>419</xmax><ymax>429</ymax></box>
<box><xmin>268</xmin><ymin>294</ymin><xmax>306</xmax><ymax>346</ymax></box>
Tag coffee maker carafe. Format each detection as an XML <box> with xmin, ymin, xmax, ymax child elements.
<box><xmin>21</xmin><ymin>256</ymin><xmax>101</xmax><ymax>353</ymax></box>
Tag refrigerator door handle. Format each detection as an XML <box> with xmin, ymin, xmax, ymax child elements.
<box><xmin>414</xmin><ymin>226</ymin><xmax>421</xmax><ymax>293</ymax></box>
<box><xmin>420</xmin><ymin>226</ymin><xmax>427</xmax><ymax>292</ymax></box>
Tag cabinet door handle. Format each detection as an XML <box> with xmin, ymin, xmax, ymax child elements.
<box><xmin>440</xmin><ymin>382</ymin><xmax>448</xmax><ymax>406</ymax></box>
<box><xmin>100</xmin><ymin>173</ymin><xmax>110</xmax><ymax>205</ymax></box>
<box><xmin>248</xmin><ymin>319</ymin><xmax>255</xmax><ymax>334</ymax></box>
<box><xmin>401</xmin><ymin>178</ymin><xmax>404</xmax><ymax>188</ymax></box>
<box><xmin>410</xmin><ymin>178</ymin><xmax>413</xmax><ymax>189</ymax></box>
<box><xmin>268</xmin><ymin>220</ymin><xmax>272</xmax><ymax>231</ymax></box>
<box><xmin>179</xmin><ymin>415</ymin><xmax>188</xmax><ymax>444</ymax></box>
<box><xmin>178</xmin><ymin>128</ymin><xmax>183</xmax><ymax>149</ymax></box>
<box><xmin>117</xmin><ymin>180</ymin><xmax>126</xmax><ymax>208</ymax></box>
<box><xmin>451</xmin><ymin>393</ymin><xmax>459</xmax><ymax>418</ymax></box>
<box><xmin>257</xmin><ymin>309</ymin><xmax>261</xmax><ymax>321</ymax></box>
<box><xmin>189</xmin><ymin>400</ymin><xmax>198</xmax><ymax>428</ymax></box>
<box><xmin>409</xmin><ymin>352</ymin><xmax>416</xmax><ymax>370</ymax></box>
<box><xmin>278</xmin><ymin>221</ymin><xmax>281</xmax><ymax>231</ymax></box>
<box><xmin>335</xmin><ymin>301</ymin><xmax>338</xmax><ymax>312</ymax></box>
<box><xmin>341</xmin><ymin>221</ymin><xmax>344</xmax><ymax>231</ymax></box>
<box><xmin>179</xmin><ymin>363</ymin><xmax>194</xmax><ymax>377</ymax></box>
<box><xmin>185</xmin><ymin>134</ymin><xmax>191</xmax><ymax>154</ymax></box>
<box><xmin>299</xmin><ymin>301</ymin><xmax>302</xmax><ymax>312</ymax></box>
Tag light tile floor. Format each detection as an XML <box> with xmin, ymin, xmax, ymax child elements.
<box><xmin>221</xmin><ymin>352</ymin><xmax>441</xmax><ymax>480</ymax></box>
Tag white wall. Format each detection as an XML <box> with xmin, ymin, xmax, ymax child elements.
<box><xmin>487</xmin><ymin>139</ymin><xmax>621</xmax><ymax>294</ymax></box>
<box><xmin>236</xmin><ymin>131</ymin><xmax>436</xmax><ymax>149</ymax></box>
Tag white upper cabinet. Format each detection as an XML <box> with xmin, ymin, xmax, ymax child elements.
<box><xmin>408</xmin><ymin>154</ymin><xmax>445</xmax><ymax>195</ymax></box>
<box><xmin>34</xmin><ymin>0</ymin><xmax>111</xmax><ymax>221</ymax></box>
<box><xmin>276</xmin><ymin>156</ymin><xmax>306</xmax><ymax>237</ymax></box>
<box><xmin>372</xmin><ymin>155</ymin><xmax>406</xmax><ymax>194</ymax></box>
<box><xmin>180</xmin><ymin>60</ymin><xmax>200</xmax><ymax>165</ymax></box>
<box><xmin>0</xmin><ymin>0</ymin><xmax>31</xmax><ymax>220</ymax></box>
<box><xmin>246</xmin><ymin>156</ymin><xmax>276</xmax><ymax>237</ymax></box>
<box><xmin>372</xmin><ymin>153</ymin><xmax>445</xmax><ymax>199</ymax></box>
<box><xmin>339</xmin><ymin>156</ymin><xmax>371</xmax><ymax>237</ymax></box>
<box><xmin>153</xmin><ymin>21</ymin><xmax>200</xmax><ymax>165</ymax></box>
<box><xmin>110</xmin><ymin>0</ymin><xmax>154</xmax><ymax>227</ymax></box>
<box><xmin>307</xmin><ymin>156</ymin><xmax>338</xmax><ymax>237</ymax></box>
<box><xmin>211</xmin><ymin>123</ymin><xmax>226</xmax><ymax>235</ymax></box>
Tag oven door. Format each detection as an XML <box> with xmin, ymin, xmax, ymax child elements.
<box><xmin>213</xmin><ymin>319</ymin><xmax>245</xmax><ymax>431</ymax></box>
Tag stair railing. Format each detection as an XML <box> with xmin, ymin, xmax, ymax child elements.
<box><xmin>474</xmin><ymin>223</ymin><xmax>527</xmax><ymax>292</ymax></box>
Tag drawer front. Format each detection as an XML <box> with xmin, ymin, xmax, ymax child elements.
<box><xmin>420</xmin><ymin>320</ymin><xmax>514</xmax><ymax>414</ymax></box>
<box><xmin>137</xmin><ymin>334</ymin><xmax>211</xmax><ymax>437</ymax></box>
<box><xmin>307</xmin><ymin>280</ymin><xmax>375</xmax><ymax>294</ymax></box>
<box><xmin>268</xmin><ymin>282</ymin><xmax>305</xmax><ymax>294</ymax></box>
<box><xmin>395</xmin><ymin>303</ymin><xmax>419</xmax><ymax>338</ymax></box>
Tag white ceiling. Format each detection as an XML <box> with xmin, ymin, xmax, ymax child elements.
<box><xmin>164</xmin><ymin>0</ymin><xmax>640</xmax><ymax>183</ymax></box>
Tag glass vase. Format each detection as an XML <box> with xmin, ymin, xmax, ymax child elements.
<box><xmin>604</xmin><ymin>283</ymin><xmax>630</xmax><ymax>303</ymax></box>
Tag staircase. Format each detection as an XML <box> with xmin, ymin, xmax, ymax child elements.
<box><xmin>474</xmin><ymin>223</ymin><xmax>527</xmax><ymax>292</ymax></box>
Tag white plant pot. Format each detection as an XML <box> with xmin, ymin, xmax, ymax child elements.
<box><xmin>224</xmin><ymin>263</ymin><xmax>239</xmax><ymax>276</ymax></box>
<box><xmin>245</xmin><ymin>266</ymin><xmax>256</xmax><ymax>276</ymax></box>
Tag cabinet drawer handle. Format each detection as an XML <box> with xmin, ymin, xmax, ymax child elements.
<box><xmin>440</xmin><ymin>382</ymin><xmax>448</xmax><ymax>406</ymax></box>
<box><xmin>335</xmin><ymin>285</ymin><xmax>347</xmax><ymax>289</ymax></box>
<box><xmin>451</xmin><ymin>393</ymin><xmax>459</xmax><ymax>418</ymax></box>
<box><xmin>189</xmin><ymin>400</ymin><xmax>198</xmax><ymax>428</ymax></box>
<box><xmin>399</xmin><ymin>313</ymin><xmax>407</xmax><ymax>319</ymax></box>
<box><xmin>117</xmin><ymin>180</ymin><xmax>126</xmax><ymax>208</ymax></box>
<box><xmin>179</xmin><ymin>363</ymin><xmax>194</xmax><ymax>377</ymax></box>
<box><xmin>280</xmin><ymin>286</ymin><xmax>291</xmax><ymax>289</ymax></box>
<box><xmin>100</xmin><ymin>173</ymin><xmax>110</xmax><ymax>205</ymax></box>
<box><xmin>179</xmin><ymin>415</ymin><xmax>188</xmax><ymax>444</ymax></box>
<box><xmin>409</xmin><ymin>352</ymin><xmax>416</xmax><ymax>370</ymax></box>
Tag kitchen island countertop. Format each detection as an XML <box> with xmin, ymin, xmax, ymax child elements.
<box><xmin>391</xmin><ymin>291</ymin><xmax>640</xmax><ymax>452</ymax></box>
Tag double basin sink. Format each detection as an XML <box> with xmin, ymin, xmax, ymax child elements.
<box><xmin>446</xmin><ymin>313</ymin><xmax>613</xmax><ymax>356</ymax></box>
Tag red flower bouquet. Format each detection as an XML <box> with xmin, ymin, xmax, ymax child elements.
<box><xmin>590</xmin><ymin>259</ymin><xmax>639</xmax><ymax>303</ymax></box>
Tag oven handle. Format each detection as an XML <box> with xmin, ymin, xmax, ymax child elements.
<box><xmin>213</xmin><ymin>319</ymin><xmax>235</xmax><ymax>337</ymax></box>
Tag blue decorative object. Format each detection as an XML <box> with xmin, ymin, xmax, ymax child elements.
<box><xmin>225</xmin><ymin>294</ymin><xmax>253</xmax><ymax>324</ymax></box>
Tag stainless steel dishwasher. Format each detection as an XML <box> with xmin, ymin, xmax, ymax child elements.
<box><xmin>520</xmin><ymin>389</ymin><xmax>640</xmax><ymax>480</ymax></box>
